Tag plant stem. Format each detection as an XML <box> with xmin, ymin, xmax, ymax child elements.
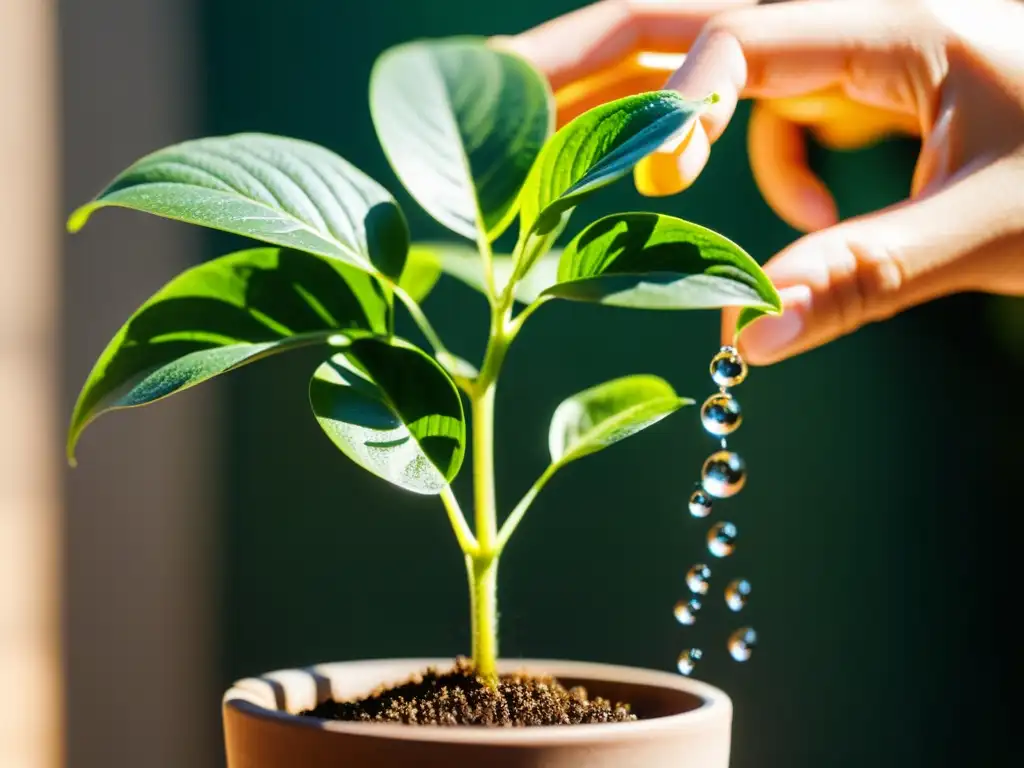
<box><xmin>466</xmin><ymin>553</ymin><xmax>499</xmax><ymax>680</ymax></box>
<box><xmin>471</xmin><ymin>384</ymin><xmax>498</xmax><ymax>550</ymax></box>
<box><xmin>393</xmin><ymin>284</ymin><xmax>448</xmax><ymax>358</ymax></box>
<box><xmin>495</xmin><ymin>463</ymin><xmax>558</xmax><ymax>552</ymax></box>
<box><xmin>465</xmin><ymin>305</ymin><xmax>511</xmax><ymax>683</ymax></box>
<box><xmin>476</xmin><ymin>233</ymin><xmax>498</xmax><ymax>302</ymax></box>
<box><xmin>441</xmin><ymin>486</ymin><xmax>478</xmax><ymax>555</ymax></box>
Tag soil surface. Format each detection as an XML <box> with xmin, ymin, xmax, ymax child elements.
<box><xmin>300</xmin><ymin>657</ymin><xmax>636</xmax><ymax>726</ymax></box>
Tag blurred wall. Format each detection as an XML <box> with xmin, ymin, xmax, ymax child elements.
<box><xmin>60</xmin><ymin>0</ymin><xmax>220</xmax><ymax>766</ymax></box>
<box><xmin>206</xmin><ymin>2</ymin><xmax>1016</xmax><ymax>767</ymax></box>
<box><xmin>1</xmin><ymin>2</ymin><xmax>61</xmax><ymax>767</ymax></box>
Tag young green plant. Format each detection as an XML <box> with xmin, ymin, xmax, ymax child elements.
<box><xmin>66</xmin><ymin>38</ymin><xmax>781</xmax><ymax>682</ymax></box>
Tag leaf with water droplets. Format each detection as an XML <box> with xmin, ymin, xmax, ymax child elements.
<box><xmin>309</xmin><ymin>336</ymin><xmax>466</xmax><ymax>495</ymax></box>
<box><xmin>68</xmin><ymin>248</ymin><xmax>389</xmax><ymax>463</ymax></box>
<box><xmin>548</xmin><ymin>374</ymin><xmax>692</xmax><ymax>467</ymax></box>
<box><xmin>68</xmin><ymin>133</ymin><xmax>410</xmax><ymax>279</ymax></box>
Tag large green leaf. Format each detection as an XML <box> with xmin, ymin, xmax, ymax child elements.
<box><xmin>68</xmin><ymin>134</ymin><xmax>410</xmax><ymax>279</ymax></box>
<box><xmin>513</xmin><ymin>91</ymin><xmax>710</xmax><ymax>279</ymax></box>
<box><xmin>546</xmin><ymin>213</ymin><xmax>782</xmax><ymax>322</ymax></box>
<box><xmin>68</xmin><ymin>248</ymin><xmax>390</xmax><ymax>463</ymax></box>
<box><xmin>371</xmin><ymin>38</ymin><xmax>553</xmax><ymax>243</ymax></box>
<box><xmin>403</xmin><ymin>243</ymin><xmax>562</xmax><ymax>305</ymax></box>
<box><xmin>548</xmin><ymin>375</ymin><xmax>692</xmax><ymax>467</ymax></box>
<box><xmin>309</xmin><ymin>337</ymin><xmax>466</xmax><ymax>495</ymax></box>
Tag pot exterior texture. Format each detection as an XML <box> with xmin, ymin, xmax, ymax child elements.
<box><xmin>223</xmin><ymin>658</ymin><xmax>732</xmax><ymax>768</ymax></box>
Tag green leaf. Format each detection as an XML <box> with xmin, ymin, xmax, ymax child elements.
<box><xmin>68</xmin><ymin>134</ymin><xmax>410</xmax><ymax>279</ymax></box>
<box><xmin>68</xmin><ymin>248</ymin><xmax>390</xmax><ymax>463</ymax></box>
<box><xmin>514</xmin><ymin>91</ymin><xmax>710</xmax><ymax>278</ymax></box>
<box><xmin>371</xmin><ymin>38</ymin><xmax>553</xmax><ymax>243</ymax></box>
<box><xmin>548</xmin><ymin>375</ymin><xmax>692</xmax><ymax>467</ymax></box>
<box><xmin>403</xmin><ymin>242</ymin><xmax>562</xmax><ymax>304</ymax></box>
<box><xmin>546</xmin><ymin>213</ymin><xmax>782</xmax><ymax>320</ymax></box>
<box><xmin>309</xmin><ymin>336</ymin><xmax>466</xmax><ymax>495</ymax></box>
<box><xmin>397</xmin><ymin>246</ymin><xmax>444</xmax><ymax>303</ymax></box>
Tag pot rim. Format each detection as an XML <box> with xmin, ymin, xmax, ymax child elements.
<box><xmin>223</xmin><ymin>657</ymin><xmax>732</xmax><ymax>746</ymax></box>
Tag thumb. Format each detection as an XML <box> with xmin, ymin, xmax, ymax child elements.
<box><xmin>724</xmin><ymin>163</ymin><xmax>1015</xmax><ymax>364</ymax></box>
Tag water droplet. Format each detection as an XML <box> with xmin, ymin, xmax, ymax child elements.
<box><xmin>701</xmin><ymin>450</ymin><xmax>747</xmax><ymax>498</ymax></box>
<box><xmin>701</xmin><ymin>392</ymin><xmax>742</xmax><ymax>436</ymax></box>
<box><xmin>686</xmin><ymin>563</ymin><xmax>711</xmax><ymax>594</ymax></box>
<box><xmin>725</xmin><ymin>579</ymin><xmax>752</xmax><ymax>612</ymax></box>
<box><xmin>710</xmin><ymin>346</ymin><xmax>747</xmax><ymax>388</ymax></box>
<box><xmin>673</xmin><ymin>597</ymin><xmax>702</xmax><ymax>625</ymax></box>
<box><xmin>677</xmin><ymin>648</ymin><xmax>703</xmax><ymax>676</ymax></box>
<box><xmin>728</xmin><ymin>627</ymin><xmax>758</xmax><ymax>662</ymax></box>
<box><xmin>688</xmin><ymin>489</ymin><xmax>713</xmax><ymax>518</ymax></box>
<box><xmin>707</xmin><ymin>521</ymin><xmax>738</xmax><ymax>557</ymax></box>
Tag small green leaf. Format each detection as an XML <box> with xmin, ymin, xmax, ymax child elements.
<box><xmin>549</xmin><ymin>375</ymin><xmax>692</xmax><ymax>467</ymax></box>
<box><xmin>403</xmin><ymin>242</ymin><xmax>562</xmax><ymax>304</ymax></box>
<box><xmin>68</xmin><ymin>248</ymin><xmax>390</xmax><ymax>463</ymax></box>
<box><xmin>546</xmin><ymin>213</ymin><xmax>781</xmax><ymax>320</ymax></box>
<box><xmin>68</xmin><ymin>134</ymin><xmax>410</xmax><ymax>279</ymax></box>
<box><xmin>309</xmin><ymin>336</ymin><xmax>466</xmax><ymax>495</ymax></box>
<box><xmin>371</xmin><ymin>38</ymin><xmax>553</xmax><ymax>243</ymax></box>
<box><xmin>514</xmin><ymin>91</ymin><xmax>709</xmax><ymax>279</ymax></box>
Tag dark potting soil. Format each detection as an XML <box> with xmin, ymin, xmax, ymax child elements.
<box><xmin>300</xmin><ymin>657</ymin><xmax>636</xmax><ymax>726</ymax></box>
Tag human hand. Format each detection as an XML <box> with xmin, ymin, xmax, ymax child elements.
<box><xmin>497</xmin><ymin>0</ymin><xmax>1024</xmax><ymax>364</ymax></box>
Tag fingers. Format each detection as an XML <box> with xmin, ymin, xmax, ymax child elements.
<box><xmin>637</xmin><ymin>0</ymin><xmax>939</xmax><ymax>194</ymax></box>
<box><xmin>493</xmin><ymin>0</ymin><xmax>755</xmax><ymax>92</ymax></box>
<box><xmin>747</xmin><ymin>101</ymin><xmax>838</xmax><ymax>232</ymax></box>
<box><xmin>910</xmin><ymin>95</ymin><xmax>954</xmax><ymax>198</ymax></box>
<box><xmin>722</xmin><ymin>162</ymin><xmax>1020</xmax><ymax>364</ymax></box>
<box><xmin>554</xmin><ymin>55</ymin><xmax>675</xmax><ymax>127</ymax></box>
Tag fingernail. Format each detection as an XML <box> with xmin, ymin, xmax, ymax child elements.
<box><xmin>635</xmin><ymin>122</ymin><xmax>706</xmax><ymax>197</ymax></box>
<box><xmin>739</xmin><ymin>284</ymin><xmax>812</xmax><ymax>363</ymax></box>
<box><xmin>635</xmin><ymin>154</ymin><xmax>684</xmax><ymax>197</ymax></box>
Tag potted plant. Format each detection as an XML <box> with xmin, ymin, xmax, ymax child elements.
<box><xmin>67</xmin><ymin>37</ymin><xmax>780</xmax><ymax>768</ymax></box>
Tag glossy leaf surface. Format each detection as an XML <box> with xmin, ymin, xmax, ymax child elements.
<box><xmin>310</xmin><ymin>337</ymin><xmax>466</xmax><ymax>494</ymax></box>
<box><xmin>69</xmin><ymin>134</ymin><xmax>410</xmax><ymax>279</ymax></box>
<box><xmin>546</xmin><ymin>213</ymin><xmax>781</xmax><ymax>319</ymax></box>
<box><xmin>68</xmin><ymin>248</ymin><xmax>389</xmax><ymax>461</ymax></box>
<box><xmin>371</xmin><ymin>38</ymin><xmax>552</xmax><ymax>242</ymax></box>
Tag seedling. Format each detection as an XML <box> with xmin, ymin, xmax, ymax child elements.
<box><xmin>67</xmin><ymin>38</ymin><xmax>780</xmax><ymax>682</ymax></box>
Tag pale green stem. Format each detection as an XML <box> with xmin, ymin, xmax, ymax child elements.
<box><xmin>441</xmin><ymin>486</ymin><xmax>478</xmax><ymax>555</ymax></box>
<box><xmin>393</xmin><ymin>285</ymin><xmax>448</xmax><ymax>357</ymax></box>
<box><xmin>495</xmin><ymin>463</ymin><xmax>559</xmax><ymax>552</ymax></box>
<box><xmin>471</xmin><ymin>384</ymin><xmax>499</xmax><ymax>549</ymax></box>
<box><xmin>508</xmin><ymin>296</ymin><xmax>552</xmax><ymax>337</ymax></box>
<box><xmin>466</xmin><ymin>553</ymin><xmax>499</xmax><ymax>679</ymax></box>
<box><xmin>465</xmin><ymin>305</ymin><xmax>511</xmax><ymax>683</ymax></box>
<box><xmin>476</xmin><ymin>233</ymin><xmax>498</xmax><ymax>302</ymax></box>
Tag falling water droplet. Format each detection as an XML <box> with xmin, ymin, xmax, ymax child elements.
<box><xmin>688</xmin><ymin>489</ymin><xmax>713</xmax><ymax>518</ymax></box>
<box><xmin>673</xmin><ymin>597</ymin><xmax>702</xmax><ymax>625</ymax></box>
<box><xmin>686</xmin><ymin>563</ymin><xmax>711</xmax><ymax>594</ymax></box>
<box><xmin>707</xmin><ymin>521</ymin><xmax>738</xmax><ymax>557</ymax></box>
<box><xmin>677</xmin><ymin>648</ymin><xmax>703</xmax><ymax>676</ymax></box>
<box><xmin>701</xmin><ymin>450</ymin><xmax>747</xmax><ymax>498</ymax></box>
<box><xmin>728</xmin><ymin>627</ymin><xmax>758</xmax><ymax>662</ymax></box>
<box><xmin>710</xmin><ymin>346</ymin><xmax>747</xmax><ymax>388</ymax></box>
<box><xmin>701</xmin><ymin>392</ymin><xmax>742</xmax><ymax>436</ymax></box>
<box><xmin>725</xmin><ymin>579</ymin><xmax>752</xmax><ymax>612</ymax></box>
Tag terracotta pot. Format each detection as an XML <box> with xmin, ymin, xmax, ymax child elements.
<box><xmin>223</xmin><ymin>658</ymin><xmax>732</xmax><ymax>767</ymax></box>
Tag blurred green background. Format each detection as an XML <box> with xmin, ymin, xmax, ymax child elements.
<box><xmin>200</xmin><ymin>1</ymin><xmax>1017</xmax><ymax>766</ymax></box>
